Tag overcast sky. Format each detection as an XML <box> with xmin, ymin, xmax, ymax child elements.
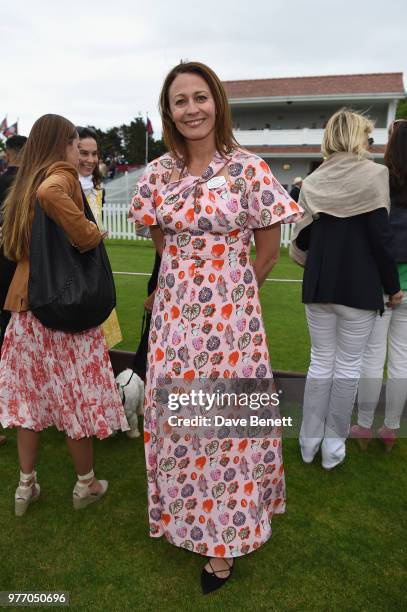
<box><xmin>1</xmin><ymin>0</ymin><xmax>405</xmax><ymax>139</ymax></box>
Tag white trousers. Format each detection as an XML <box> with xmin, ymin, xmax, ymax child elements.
<box><xmin>300</xmin><ymin>303</ymin><xmax>376</xmax><ymax>468</ymax></box>
<box><xmin>357</xmin><ymin>294</ymin><xmax>407</xmax><ymax>430</ymax></box>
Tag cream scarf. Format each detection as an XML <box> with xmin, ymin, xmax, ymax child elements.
<box><xmin>290</xmin><ymin>152</ymin><xmax>390</xmax><ymax>266</ymax></box>
<box><xmin>79</xmin><ymin>173</ymin><xmax>94</xmax><ymax>194</ymax></box>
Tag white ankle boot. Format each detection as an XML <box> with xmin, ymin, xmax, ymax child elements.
<box><xmin>321</xmin><ymin>438</ymin><xmax>346</xmax><ymax>470</ymax></box>
<box><xmin>299</xmin><ymin>436</ymin><xmax>322</xmax><ymax>464</ymax></box>
<box><xmin>72</xmin><ymin>469</ymin><xmax>108</xmax><ymax>510</ymax></box>
<box><xmin>15</xmin><ymin>470</ymin><xmax>41</xmax><ymax>516</ymax></box>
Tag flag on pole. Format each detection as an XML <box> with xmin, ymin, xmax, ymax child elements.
<box><xmin>146</xmin><ymin>117</ymin><xmax>153</xmax><ymax>136</ymax></box>
<box><xmin>4</xmin><ymin>122</ymin><xmax>18</xmax><ymax>137</ymax></box>
<box><xmin>0</xmin><ymin>117</ymin><xmax>7</xmax><ymax>133</ymax></box>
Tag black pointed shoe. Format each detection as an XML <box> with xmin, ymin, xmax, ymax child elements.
<box><xmin>201</xmin><ymin>558</ymin><xmax>234</xmax><ymax>594</ymax></box>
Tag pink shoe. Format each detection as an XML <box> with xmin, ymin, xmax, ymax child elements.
<box><xmin>350</xmin><ymin>424</ymin><xmax>372</xmax><ymax>450</ymax></box>
<box><xmin>378</xmin><ymin>426</ymin><xmax>397</xmax><ymax>452</ymax></box>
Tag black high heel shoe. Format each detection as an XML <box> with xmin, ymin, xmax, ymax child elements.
<box><xmin>201</xmin><ymin>558</ymin><xmax>234</xmax><ymax>594</ymax></box>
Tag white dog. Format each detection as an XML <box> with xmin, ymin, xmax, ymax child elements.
<box><xmin>115</xmin><ymin>369</ymin><xmax>145</xmax><ymax>438</ymax></box>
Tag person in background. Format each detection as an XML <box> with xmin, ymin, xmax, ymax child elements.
<box><xmin>353</xmin><ymin>119</ymin><xmax>407</xmax><ymax>451</ymax></box>
<box><xmin>290</xmin><ymin>109</ymin><xmax>402</xmax><ymax>470</ymax></box>
<box><xmin>289</xmin><ymin>176</ymin><xmax>302</xmax><ymax>202</ymax></box>
<box><xmin>76</xmin><ymin>126</ymin><xmax>122</xmax><ymax>349</ymax></box>
<box><xmin>0</xmin><ymin>114</ymin><xmax>128</xmax><ymax>516</ymax></box>
<box><xmin>0</xmin><ymin>136</ymin><xmax>27</xmax><ymax>447</ymax></box>
<box><xmin>1</xmin><ymin>136</ymin><xmax>28</xmax><ymax>349</ymax></box>
<box><xmin>76</xmin><ymin>127</ymin><xmax>105</xmax><ymax>226</ymax></box>
<box><xmin>99</xmin><ymin>159</ymin><xmax>108</xmax><ymax>180</ymax></box>
<box><xmin>108</xmin><ymin>159</ymin><xmax>116</xmax><ymax>180</ymax></box>
<box><xmin>0</xmin><ymin>136</ymin><xmax>28</xmax><ymax>202</ymax></box>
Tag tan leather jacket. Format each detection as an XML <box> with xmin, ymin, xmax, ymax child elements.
<box><xmin>5</xmin><ymin>162</ymin><xmax>102</xmax><ymax>312</ymax></box>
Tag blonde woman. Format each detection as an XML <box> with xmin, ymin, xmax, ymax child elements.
<box><xmin>290</xmin><ymin>109</ymin><xmax>402</xmax><ymax>470</ymax></box>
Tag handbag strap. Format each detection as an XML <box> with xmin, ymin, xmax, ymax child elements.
<box><xmin>80</xmin><ymin>187</ymin><xmax>98</xmax><ymax>224</ymax></box>
<box><xmin>141</xmin><ymin>310</ymin><xmax>147</xmax><ymax>336</ymax></box>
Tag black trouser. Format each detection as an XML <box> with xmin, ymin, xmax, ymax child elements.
<box><xmin>133</xmin><ymin>311</ymin><xmax>152</xmax><ymax>379</ymax></box>
<box><xmin>0</xmin><ymin>310</ymin><xmax>11</xmax><ymax>354</ymax></box>
<box><xmin>0</xmin><ymin>250</ymin><xmax>17</xmax><ymax>355</ymax></box>
<box><xmin>133</xmin><ymin>252</ymin><xmax>162</xmax><ymax>380</ymax></box>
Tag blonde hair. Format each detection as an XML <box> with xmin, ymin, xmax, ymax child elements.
<box><xmin>321</xmin><ymin>109</ymin><xmax>374</xmax><ymax>159</ymax></box>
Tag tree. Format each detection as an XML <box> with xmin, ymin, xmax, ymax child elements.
<box><xmin>88</xmin><ymin>126</ymin><xmax>124</xmax><ymax>161</ymax></box>
<box><xmin>396</xmin><ymin>99</ymin><xmax>407</xmax><ymax>120</ymax></box>
<box><xmin>120</xmin><ymin>117</ymin><xmax>167</xmax><ymax>164</ymax></box>
<box><xmin>121</xmin><ymin>116</ymin><xmax>147</xmax><ymax>164</ymax></box>
<box><xmin>148</xmin><ymin>137</ymin><xmax>167</xmax><ymax>161</ymax></box>
<box><xmin>85</xmin><ymin>118</ymin><xmax>166</xmax><ymax>165</ymax></box>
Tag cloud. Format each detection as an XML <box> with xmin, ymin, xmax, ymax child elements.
<box><xmin>1</xmin><ymin>0</ymin><xmax>405</xmax><ymax>138</ymax></box>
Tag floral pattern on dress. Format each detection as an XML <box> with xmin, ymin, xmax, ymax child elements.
<box><xmin>0</xmin><ymin>312</ymin><xmax>129</xmax><ymax>439</ymax></box>
<box><xmin>129</xmin><ymin>148</ymin><xmax>302</xmax><ymax>557</ymax></box>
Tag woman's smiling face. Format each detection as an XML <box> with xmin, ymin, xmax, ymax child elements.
<box><xmin>78</xmin><ymin>137</ymin><xmax>98</xmax><ymax>177</ymax></box>
<box><xmin>168</xmin><ymin>72</ymin><xmax>216</xmax><ymax>143</ymax></box>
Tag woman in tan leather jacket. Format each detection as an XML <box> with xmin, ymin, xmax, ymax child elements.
<box><xmin>0</xmin><ymin>114</ymin><xmax>128</xmax><ymax>516</ymax></box>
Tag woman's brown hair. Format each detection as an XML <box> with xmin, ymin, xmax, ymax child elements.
<box><xmin>159</xmin><ymin>61</ymin><xmax>238</xmax><ymax>162</ymax></box>
<box><xmin>384</xmin><ymin>119</ymin><xmax>407</xmax><ymax>207</ymax></box>
<box><xmin>1</xmin><ymin>114</ymin><xmax>77</xmax><ymax>261</ymax></box>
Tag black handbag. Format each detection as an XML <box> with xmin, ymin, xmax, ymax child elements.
<box><xmin>28</xmin><ymin>191</ymin><xmax>116</xmax><ymax>333</ymax></box>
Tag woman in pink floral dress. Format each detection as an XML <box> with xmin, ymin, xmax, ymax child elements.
<box><xmin>0</xmin><ymin>114</ymin><xmax>128</xmax><ymax>517</ymax></box>
<box><xmin>129</xmin><ymin>62</ymin><xmax>301</xmax><ymax>593</ymax></box>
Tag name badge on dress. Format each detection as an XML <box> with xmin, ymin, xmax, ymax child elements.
<box><xmin>207</xmin><ymin>175</ymin><xmax>227</xmax><ymax>190</ymax></box>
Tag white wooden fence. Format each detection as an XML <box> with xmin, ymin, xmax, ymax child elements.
<box><xmin>280</xmin><ymin>223</ymin><xmax>294</xmax><ymax>248</ymax></box>
<box><xmin>103</xmin><ymin>203</ymin><xmax>150</xmax><ymax>241</ymax></box>
<box><xmin>103</xmin><ymin>203</ymin><xmax>294</xmax><ymax>247</ymax></box>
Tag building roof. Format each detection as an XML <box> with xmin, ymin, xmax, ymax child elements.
<box><xmin>245</xmin><ymin>145</ymin><xmax>386</xmax><ymax>155</ymax></box>
<box><xmin>223</xmin><ymin>73</ymin><xmax>405</xmax><ymax>99</ymax></box>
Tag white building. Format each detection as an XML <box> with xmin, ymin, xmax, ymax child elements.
<box><xmin>224</xmin><ymin>72</ymin><xmax>406</xmax><ymax>189</ymax></box>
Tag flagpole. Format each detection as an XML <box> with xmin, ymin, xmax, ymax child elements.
<box><xmin>145</xmin><ymin>112</ymin><xmax>149</xmax><ymax>166</ymax></box>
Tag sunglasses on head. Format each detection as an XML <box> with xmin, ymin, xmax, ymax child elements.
<box><xmin>76</xmin><ymin>126</ymin><xmax>97</xmax><ymax>137</ymax></box>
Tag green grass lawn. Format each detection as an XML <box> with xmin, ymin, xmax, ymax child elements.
<box><xmin>1</xmin><ymin>241</ymin><xmax>406</xmax><ymax>612</ymax></box>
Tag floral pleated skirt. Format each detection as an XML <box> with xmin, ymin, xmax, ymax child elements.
<box><xmin>0</xmin><ymin>311</ymin><xmax>129</xmax><ymax>439</ymax></box>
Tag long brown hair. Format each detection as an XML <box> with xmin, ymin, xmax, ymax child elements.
<box><xmin>159</xmin><ymin>61</ymin><xmax>238</xmax><ymax>162</ymax></box>
<box><xmin>2</xmin><ymin>114</ymin><xmax>77</xmax><ymax>261</ymax></box>
<box><xmin>384</xmin><ymin>119</ymin><xmax>407</xmax><ymax>207</ymax></box>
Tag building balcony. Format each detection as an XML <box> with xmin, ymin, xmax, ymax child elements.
<box><xmin>233</xmin><ymin>127</ymin><xmax>389</xmax><ymax>147</ymax></box>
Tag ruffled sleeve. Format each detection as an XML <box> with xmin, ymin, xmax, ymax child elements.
<box><xmin>128</xmin><ymin>161</ymin><xmax>162</xmax><ymax>228</ymax></box>
<box><xmin>248</xmin><ymin>157</ymin><xmax>302</xmax><ymax>229</ymax></box>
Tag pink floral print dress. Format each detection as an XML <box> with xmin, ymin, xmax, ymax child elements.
<box><xmin>129</xmin><ymin>148</ymin><xmax>301</xmax><ymax>557</ymax></box>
